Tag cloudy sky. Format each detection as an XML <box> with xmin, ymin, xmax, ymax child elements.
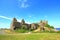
<box><xmin>0</xmin><ymin>0</ymin><xmax>60</xmax><ymax>28</ymax></box>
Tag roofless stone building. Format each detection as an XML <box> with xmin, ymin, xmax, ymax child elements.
<box><xmin>10</xmin><ymin>18</ymin><xmax>48</xmax><ymax>31</ymax></box>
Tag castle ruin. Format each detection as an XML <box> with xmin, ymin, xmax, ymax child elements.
<box><xmin>10</xmin><ymin>18</ymin><xmax>48</xmax><ymax>31</ymax></box>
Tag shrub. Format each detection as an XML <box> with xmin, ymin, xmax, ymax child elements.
<box><xmin>21</xmin><ymin>25</ymin><xmax>27</xmax><ymax>29</ymax></box>
<box><xmin>50</xmin><ymin>26</ymin><xmax>54</xmax><ymax>29</ymax></box>
<box><xmin>49</xmin><ymin>30</ymin><xmax>56</xmax><ymax>33</ymax></box>
<box><xmin>45</xmin><ymin>24</ymin><xmax>54</xmax><ymax>29</ymax></box>
<box><xmin>39</xmin><ymin>30</ymin><xmax>49</xmax><ymax>33</ymax></box>
<box><xmin>15</xmin><ymin>29</ymin><xmax>29</xmax><ymax>33</ymax></box>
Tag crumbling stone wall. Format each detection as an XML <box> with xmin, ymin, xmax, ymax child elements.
<box><xmin>10</xmin><ymin>18</ymin><xmax>47</xmax><ymax>31</ymax></box>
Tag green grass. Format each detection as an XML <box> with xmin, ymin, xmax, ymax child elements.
<box><xmin>0</xmin><ymin>33</ymin><xmax>60</xmax><ymax>40</ymax></box>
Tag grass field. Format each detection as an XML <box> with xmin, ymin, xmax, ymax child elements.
<box><xmin>0</xmin><ymin>33</ymin><xmax>60</xmax><ymax>40</ymax></box>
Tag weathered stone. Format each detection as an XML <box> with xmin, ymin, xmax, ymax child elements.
<box><xmin>31</xmin><ymin>23</ymin><xmax>38</xmax><ymax>30</ymax></box>
<box><xmin>40</xmin><ymin>22</ymin><xmax>45</xmax><ymax>31</ymax></box>
<box><xmin>39</xmin><ymin>20</ymin><xmax>48</xmax><ymax>31</ymax></box>
<box><xmin>10</xmin><ymin>18</ymin><xmax>21</xmax><ymax>30</ymax></box>
<box><xmin>10</xmin><ymin>18</ymin><xmax>48</xmax><ymax>31</ymax></box>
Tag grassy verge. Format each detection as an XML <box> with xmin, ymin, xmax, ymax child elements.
<box><xmin>0</xmin><ymin>33</ymin><xmax>60</xmax><ymax>40</ymax></box>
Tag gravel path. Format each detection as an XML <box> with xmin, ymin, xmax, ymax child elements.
<box><xmin>0</xmin><ymin>30</ymin><xmax>6</xmax><ymax>34</ymax></box>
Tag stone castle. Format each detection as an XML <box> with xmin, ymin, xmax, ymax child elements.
<box><xmin>10</xmin><ymin>18</ymin><xmax>48</xmax><ymax>31</ymax></box>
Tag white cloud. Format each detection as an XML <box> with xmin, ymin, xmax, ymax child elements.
<box><xmin>0</xmin><ymin>15</ymin><xmax>12</xmax><ymax>20</ymax></box>
<box><xmin>18</xmin><ymin>0</ymin><xmax>30</xmax><ymax>8</ymax></box>
<box><xmin>19</xmin><ymin>0</ymin><xmax>27</xmax><ymax>2</ymax></box>
<box><xmin>44</xmin><ymin>15</ymin><xmax>47</xmax><ymax>20</ymax></box>
<box><xmin>19</xmin><ymin>0</ymin><xmax>22</xmax><ymax>1</ymax></box>
<box><xmin>20</xmin><ymin>3</ymin><xmax>29</xmax><ymax>8</ymax></box>
<box><xmin>45</xmin><ymin>16</ymin><xmax>47</xmax><ymax>18</ymax></box>
<box><xmin>0</xmin><ymin>15</ymin><xmax>30</xmax><ymax>23</ymax></box>
<box><xmin>25</xmin><ymin>21</ymin><xmax>31</xmax><ymax>24</ymax></box>
<box><xmin>28</xmin><ymin>15</ymin><xmax>32</xmax><ymax>18</ymax></box>
<box><xmin>17</xmin><ymin>19</ymin><xmax>31</xmax><ymax>24</ymax></box>
<box><xmin>17</xmin><ymin>19</ymin><xmax>21</xmax><ymax>22</ymax></box>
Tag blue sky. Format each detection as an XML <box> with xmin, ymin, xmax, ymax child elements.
<box><xmin>0</xmin><ymin>0</ymin><xmax>60</xmax><ymax>28</ymax></box>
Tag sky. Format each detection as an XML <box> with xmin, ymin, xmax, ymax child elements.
<box><xmin>0</xmin><ymin>0</ymin><xmax>60</xmax><ymax>28</ymax></box>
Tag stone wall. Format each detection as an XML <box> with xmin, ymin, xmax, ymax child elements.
<box><xmin>10</xmin><ymin>18</ymin><xmax>47</xmax><ymax>31</ymax></box>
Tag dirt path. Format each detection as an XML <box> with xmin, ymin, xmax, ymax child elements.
<box><xmin>0</xmin><ymin>30</ymin><xmax>6</xmax><ymax>34</ymax></box>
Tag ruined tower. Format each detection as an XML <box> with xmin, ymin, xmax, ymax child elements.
<box><xmin>10</xmin><ymin>18</ymin><xmax>21</xmax><ymax>30</ymax></box>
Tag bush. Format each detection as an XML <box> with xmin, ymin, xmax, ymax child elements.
<box><xmin>45</xmin><ymin>24</ymin><xmax>54</xmax><ymax>29</ymax></box>
<box><xmin>15</xmin><ymin>29</ymin><xmax>29</xmax><ymax>33</ymax></box>
<box><xmin>50</xmin><ymin>26</ymin><xmax>54</xmax><ymax>29</ymax></box>
<box><xmin>39</xmin><ymin>30</ymin><xmax>49</xmax><ymax>33</ymax></box>
<box><xmin>56</xmin><ymin>31</ymin><xmax>60</xmax><ymax>33</ymax></box>
<box><xmin>49</xmin><ymin>30</ymin><xmax>56</xmax><ymax>33</ymax></box>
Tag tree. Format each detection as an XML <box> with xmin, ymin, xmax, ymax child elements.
<box><xmin>21</xmin><ymin>19</ymin><xmax>25</xmax><ymax>24</ymax></box>
<box><xmin>45</xmin><ymin>24</ymin><xmax>54</xmax><ymax>29</ymax></box>
<box><xmin>50</xmin><ymin>26</ymin><xmax>54</xmax><ymax>29</ymax></box>
<box><xmin>40</xmin><ymin>20</ymin><xmax>43</xmax><ymax>23</ymax></box>
<box><xmin>13</xmin><ymin>18</ymin><xmax>17</xmax><ymax>22</ymax></box>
